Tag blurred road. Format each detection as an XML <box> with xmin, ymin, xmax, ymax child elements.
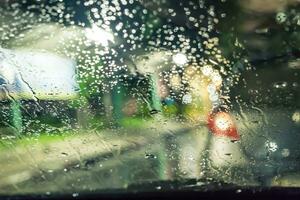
<box><xmin>0</xmin><ymin>119</ymin><xmax>200</xmax><ymax>195</ymax></box>
<box><xmin>0</xmin><ymin>108</ymin><xmax>299</xmax><ymax>195</ymax></box>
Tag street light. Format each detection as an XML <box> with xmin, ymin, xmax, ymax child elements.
<box><xmin>85</xmin><ymin>24</ymin><xmax>114</xmax><ymax>47</ymax></box>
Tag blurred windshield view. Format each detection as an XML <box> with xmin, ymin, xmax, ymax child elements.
<box><xmin>0</xmin><ymin>0</ymin><xmax>300</xmax><ymax>197</ymax></box>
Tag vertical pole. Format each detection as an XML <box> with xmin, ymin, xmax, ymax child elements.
<box><xmin>149</xmin><ymin>74</ymin><xmax>162</xmax><ymax>112</ymax></box>
<box><xmin>11</xmin><ymin>100</ymin><xmax>22</xmax><ymax>135</ymax></box>
<box><xmin>112</xmin><ymin>83</ymin><xmax>124</xmax><ymax>124</ymax></box>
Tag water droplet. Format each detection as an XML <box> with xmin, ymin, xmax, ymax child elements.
<box><xmin>292</xmin><ymin>111</ymin><xmax>300</xmax><ymax>123</ymax></box>
<box><xmin>145</xmin><ymin>153</ymin><xmax>157</xmax><ymax>159</ymax></box>
<box><xmin>292</xmin><ymin>82</ymin><xmax>299</xmax><ymax>88</ymax></box>
<box><xmin>281</xmin><ymin>148</ymin><xmax>290</xmax><ymax>157</ymax></box>
<box><xmin>72</xmin><ymin>193</ymin><xmax>79</xmax><ymax>197</ymax></box>
<box><xmin>236</xmin><ymin>189</ymin><xmax>242</xmax><ymax>193</ymax></box>
<box><xmin>265</xmin><ymin>141</ymin><xmax>278</xmax><ymax>152</ymax></box>
<box><xmin>61</xmin><ymin>152</ymin><xmax>68</xmax><ymax>156</ymax></box>
<box><xmin>46</xmin><ymin>192</ymin><xmax>51</xmax><ymax>196</ymax></box>
<box><xmin>150</xmin><ymin>109</ymin><xmax>160</xmax><ymax>115</ymax></box>
<box><xmin>276</xmin><ymin>12</ymin><xmax>287</xmax><ymax>24</ymax></box>
<box><xmin>273</xmin><ymin>81</ymin><xmax>287</xmax><ymax>89</ymax></box>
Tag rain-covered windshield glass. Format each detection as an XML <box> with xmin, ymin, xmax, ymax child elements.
<box><xmin>0</xmin><ymin>0</ymin><xmax>299</xmax><ymax>197</ymax></box>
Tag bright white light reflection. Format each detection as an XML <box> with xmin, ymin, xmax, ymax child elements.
<box><xmin>172</xmin><ymin>53</ymin><xmax>188</xmax><ymax>65</ymax></box>
<box><xmin>85</xmin><ymin>25</ymin><xmax>114</xmax><ymax>46</ymax></box>
<box><xmin>292</xmin><ymin>111</ymin><xmax>300</xmax><ymax>123</ymax></box>
<box><xmin>215</xmin><ymin>115</ymin><xmax>231</xmax><ymax>131</ymax></box>
<box><xmin>265</xmin><ymin>141</ymin><xmax>278</xmax><ymax>152</ymax></box>
<box><xmin>211</xmin><ymin>72</ymin><xmax>222</xmax><ymax>87</ymax></box>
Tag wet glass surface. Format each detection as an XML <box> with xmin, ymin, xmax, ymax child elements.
<box><xmin>0</xmin><ymin>0</ymin><xmax>299</xmax><ymax>197</ymax></box>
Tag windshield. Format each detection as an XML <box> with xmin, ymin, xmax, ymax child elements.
<box><xmin>0</xmin><ymin>0</ymin><xmax>300</xmax><ymax>197</ymax></box>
